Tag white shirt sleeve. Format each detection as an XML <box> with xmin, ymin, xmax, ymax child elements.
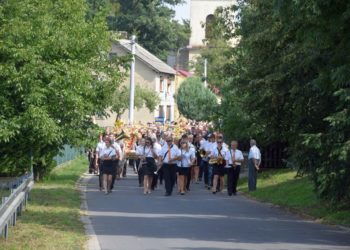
<box><xmin>236</xmin><ymin>150</ymin><xmax>244</xmax><ymax>161</ymax></box>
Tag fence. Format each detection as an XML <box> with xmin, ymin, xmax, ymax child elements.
<box><xmin>54</xmin><ymin>144</ymin><xmax>84</xmax><ymax>166</ymax></box>
<box><xmin>0</xmin><ymin>173</ymin><xmax>34</xmax><ymax>239</ymax></box>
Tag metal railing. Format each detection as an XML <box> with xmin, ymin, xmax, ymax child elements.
<box><xmin>0</xmin><ymin>173</ymin><xmax>34</xmax><ymax>239</ymax></box>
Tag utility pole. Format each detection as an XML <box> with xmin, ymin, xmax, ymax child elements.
<box><xmin>128</xmin><ymin>35</ymin><xmax>136</xmax><ymax>125</ymax></box>
<box><xmin>204</xmin><ymin>58</ymin><xmax>208</xmax><ymax>87</ymax></box>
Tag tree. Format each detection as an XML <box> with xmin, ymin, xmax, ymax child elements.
<box><xmin>111</xmin><ymin>85</ymin><xmax>160</xmax><ymax>120</ymax></box>
<box><xmin>216</xmin><ymin>0</ymin><xmax>350</xmax><ymax>203</ymax></box>
<box><xmin>176</xmin><ymin>77</ymin><xmax>218</xmax><ymax>121</ymax></box>
<box><xmin>106</xmin><ymin>0</ymin><xmax>191</xmax><ymax>60</ymax></box>
<box><xmin>0</xmin><ymin>0</ymin><xmax>125</xmax><ymax>178</ymax></box>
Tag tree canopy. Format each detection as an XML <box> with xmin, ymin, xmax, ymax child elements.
<box><xmin>106</xmin><ymin>0</ymin><xmax>191</xmax><ymax>60</ymax></box>
<box><xmin>111</xmin><ymin>85</ymin><xmax>160</xmax><ymax>120</ymax></box>
<box><xmin>176</xmin><ymin>77</ymin><xmax>218</xmax><ymax>121</ymax></box>
<box><xmin>214</xmin><ymin>0</ymin><xmax>350</xmax><ymax>203</ymax></box>
<box><xmin>0</xmin><ymin>0</ymin><xmax>125</xmax><ymax>177</ymax></box>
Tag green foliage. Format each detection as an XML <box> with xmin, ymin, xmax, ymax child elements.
<box><xmin>216</xmin><ymin>0</ymin><xmax>350</xmax><ymax>203</ymax></box>
<box><xmin>111</xmin><ymin>85</ymin><xmax>160</xmax><ymax>119</ymax></box>
<box><xmin>176</xmin><ymin>77</ymin><xmax>218</xmax><ymax>121</ymax></box>
<box><xmin>106</xmin><ymin>0</ymin><xmax>191</xmax><ymax>60</ymax></box>
<box><xmin>238</xmin><ymin>169</ymin><xmax>350</xmax><ymax>226</ymax></box>
<box><xmin>0</xmin><ymin>0</ymin><xmax>125</xmax><ymax>177</ymax></box>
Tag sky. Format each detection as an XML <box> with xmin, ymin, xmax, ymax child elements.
<box><xmin>174</xmin><ymin>0</ymin><xmax>190</xmax><ymax>22</ymax></box>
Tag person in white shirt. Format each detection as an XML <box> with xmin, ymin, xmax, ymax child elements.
<box><xmin>177</xmin><ymin>141</ymin><xmax>196</xmax><ymax>195</ymax></box>
<box><xmin>197</xmin><ymin>133</ymin><xmax>208</xmax><ymax>183</ymax></box>
<box><xmin>248</xmin><ymin>139</ymin><xmax>261</xmax><ymax>191</ymax></box>
<box><xmin>100</xmin><ymin>138</ymin><xmax>117</xmax><ymax>194</ymax></box>
<box><xmin>138</xmin><ymin>137</ymin><xmax>158</xmax><ymax>194</ymax></box>
<box><xmin>206</xmin><ymin>134</ymin><xmax>216</xmax><ymax>189</ymax></box>
<box><xmin>226</xmin><ymin>140</ymin><xmax>244</xmax><ymax>196</ymax></box>
<box><xmin>210</xmin><ymin>139</ymin><xmax>229</xmax><ymax>194</ymax></box>
<box><xmin>159</xmin><ymin>136</ymin><xmax>181</xmax><ymax>196</ymax></box>
<box><xmin>95</xmin><ymin>134</ymin><xmax>106</xmax><ymax>190</ymax></box>
<box><xmin>186</xmin><ymin>134</ymin><xmax>196</xmax><ymax>191</ymax></box>
<box><xmin>193</xmin><ymin>133</ymin><xmax>204</xmax><ymax>183</ymax></box>
<box><xmin>109</xmin><ymin>134</ymin><xmax>122</xmax><ymax>190</ymax></box>
<box><xmin>136</xmin><ymin>138</ymin><xmax>146</xmax><ymax>187</ymax></box>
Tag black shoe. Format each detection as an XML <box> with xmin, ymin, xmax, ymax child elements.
<box><xmin>181</xmin><ymin>192</ymin><xmax>185</xmax><ymax>195</ymax></box>
<box><xmin>207</xmin><ymin>186</ymin><xmax>211</xmax><ymax>190</ymax></box>
<box><xmin>228</xmin><ymin>193</ymin><xmax>232</xmax><ymax>196</ymax></box>
<box><xmin>165</xmin><ymin>193</ymin><xmax>171</xmax><ymax>196</ymax></box>
<box><xmin>233</xmin><ymin>192</ymin><xmax>237</xmax><ymax>196</ymax></box>
<box><xmin>212</xmin><ymin>191</ymin><xmax>216</xmax><ymax>194</ymax></box>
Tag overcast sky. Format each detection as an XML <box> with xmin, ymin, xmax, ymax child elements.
<box><xmin>174</xmin><ymin>0</ymin><xmax>190</xmax><ymax>22</ymax></box>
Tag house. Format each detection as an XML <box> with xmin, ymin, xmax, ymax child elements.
<box><xmin>94</xmin><ymin>39</ymin><xmax>176</xmax><ymax>128</ymax></box>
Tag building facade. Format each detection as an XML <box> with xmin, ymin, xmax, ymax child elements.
<box><xmin>94</xmin><ymin>40</ymin><xmax>176</xmax><ymax>128</ymax></box>
<box><xmin>188</xmin><ymin>0</ymin><xmax>236</xmax><ymax>64</ymax></box>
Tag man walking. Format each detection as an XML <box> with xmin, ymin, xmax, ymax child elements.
<box><xmin>248</xmin><ymin>139</ymin><xmax>261</xmax><ymax>191</ymax></box>
<box><xmin>159</xmin><ymin>136</ymin><xmax>181</xmax><ymax>196</ymax></box>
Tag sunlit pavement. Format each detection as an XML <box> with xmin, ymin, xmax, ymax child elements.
<box><xmin>85</xmin><ymin>170</ymin><xmax>350</xmax><ymax>250</ymax></box>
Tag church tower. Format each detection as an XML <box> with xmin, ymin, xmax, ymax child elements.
<box><xmin>188</xmin><ymin>0</ymin><xmax>235</xmax><ymax>64</ymax></box>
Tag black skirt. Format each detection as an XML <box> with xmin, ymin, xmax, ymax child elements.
<box><xmin>102</xmin><ymin>160</ymin><xmax>117</xmax><ymax>175</ymax></box>
<box><xmin>178</xmin><ymin>167</ymin><xmax>190</xmax><ymax>176</ymax></box>
<box><xmin>213</xmin><ymin>164</ymin><xmax>225</xmax><ymax>176</ymax></box>
<box><xmin>143</xmin><ymin>157</ymin><xmax>157</xmax><ymax>176</ymax></box>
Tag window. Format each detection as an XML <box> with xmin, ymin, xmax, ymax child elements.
<box><xmin>167</xmin><ymin>79</ymin><xmax>171</xmax><ymax>93</ymax></box>
<box><xmin>159</xmin><ymin>105</ymin><xmax>164</xmax><ymax>118</ymax></box>
<box><xmin>159</xmin><ymin>77</ymin><xmax>164</xmax><ymax>92</ymax></box>
<box><xmin>205</xmin><ymin>14</ymin><xmax>215</xmax><ymax>39</ymax></box>
<box><xmin>166</xmin><ymin>105</ymin><xmax>171</xmax><ymax>121</ymax></box>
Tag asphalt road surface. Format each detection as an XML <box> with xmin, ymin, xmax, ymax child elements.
<box><xmin>85</xmin><ymin>171</ymin><xmax>350</xmax><ymax>250</ymax></box>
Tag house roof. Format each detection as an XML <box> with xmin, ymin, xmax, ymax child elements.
<box><xmin>117</xmin><ymin>39</ymin><xmax>176</xmax><ymax>75</ymax></box>
<box><xmin>177</xmin><ymin>69</ymin><xmax>193</xmax><ymax>77</ymax></box>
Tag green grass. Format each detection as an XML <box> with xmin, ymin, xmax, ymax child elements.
<box><xmin>0</xmin><ymin>157</ymin><xmax>88</xmax><ymax>250</ymax></box>
<box><xmin>0</xmin><ymin>189</ymin><xmax>10</xmax><ymax>198</ymax></box>
<box><xmin>238</xmin><ymin>169</ymin><xmax>350</xmax><ymax>227</ymax></box>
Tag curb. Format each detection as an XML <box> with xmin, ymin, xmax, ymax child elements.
<box><xmin>77</xmin><ymin>174</ymin><xmax>101</xmax><ymax>250</ymax></box>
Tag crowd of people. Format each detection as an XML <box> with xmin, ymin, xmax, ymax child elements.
<box><xmin>87</xmin><ymin>121</ymin><xmax>261</xmax><ymax>196</ymax></box>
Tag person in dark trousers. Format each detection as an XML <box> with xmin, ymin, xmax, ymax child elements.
<box><xmin>95</xmin><ymin>134</ymin><xmax>106</xmax><ymax>191</ymax></box>
<box><xmin>248</xmin><ymin>139</ymin><xmax>261</xmax><ymax>191</ymax></box>
<box><xmin>226</xmin><ymin>140</ymin><xmax>244</xmax><ymax>196</ymax></box>
<box><xmin>159</xmin><ymin>136</ymin><xmax>181</xmax><ymax>196</ymax></box>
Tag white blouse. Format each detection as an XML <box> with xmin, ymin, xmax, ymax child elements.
<box><xmin>179</xmin><ymin>149</ymin><xmax>195</xmax><ymax>168</ymax></box>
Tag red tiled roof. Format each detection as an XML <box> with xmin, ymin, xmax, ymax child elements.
<box><xmin>177</xmin><ymin>69</ymin><xmax>193</xmax><ymax>77</ymax></box>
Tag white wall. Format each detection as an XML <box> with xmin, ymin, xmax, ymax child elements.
<box><xmin>189</xmin><ymin>0</ymin><xmax>235</xmax><ymax>47</ymax></box>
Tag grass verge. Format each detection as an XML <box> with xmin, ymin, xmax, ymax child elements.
<box><xmin>0</xmin><ymin>189</ymin><xmax>10</xmax><ymax>198</ymax></box>
<box><xmin>238</xmin><ymin>169</ymin><xmax>350</xmax><ymax>227</ymax></box>
<box><xmin>0</xmin><ymin>157</ymin><xmax>88</xmax><ymax>250</ymax></box>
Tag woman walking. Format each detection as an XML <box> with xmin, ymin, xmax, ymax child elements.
<box><xmin>177</xmin><ymin>141</ymin><xmax>196</xmax><ymax>195</ymax></box>
<box><xmin>210</xmin><ymin>139</ymin><xmax>228</xmax><ymax>194</ymax></box>
<box><xmin>101</xmin><ymin>138</ymin><xmax>118</xmax><ymax>194</ymax></box>
<box><xmin>139</xmin><ymin>137</ymin><xmax>159</xmax><ymax>194</ymax></box>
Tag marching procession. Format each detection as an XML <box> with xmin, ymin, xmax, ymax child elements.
<box><xmin>89</xmin><ymin>120</ymin><xmax>261</xmax><ymax>197</ymax></box>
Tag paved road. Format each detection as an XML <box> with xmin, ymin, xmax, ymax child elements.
<box><xmin>85</xmin><ymin>171</ymin><xmax>350</xmax><ymax>250</ymax></box>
